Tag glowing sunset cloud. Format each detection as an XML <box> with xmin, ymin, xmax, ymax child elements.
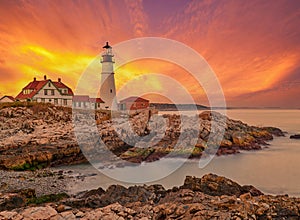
<box><xmin>115</xmin><ymin>59</ymin><xmax>208</xmax><ymax>104</ymax></box>
<box><xmin>0</xmin><ymin>0</ymin><xmax>299</xmax><ymax>107</ymax></box>
<box><xmin>1</xmin><ymin>44</ymin><xmax>94</xmax><ymax>96</ymax></box>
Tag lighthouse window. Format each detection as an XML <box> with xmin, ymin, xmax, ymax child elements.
<box><xmin>110</xmin><ymin>89</ymin><xmax>112</xmax><ymax>93</ymax></box>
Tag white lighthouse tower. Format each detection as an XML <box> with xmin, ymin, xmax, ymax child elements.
<box><xmin>100</xmin><ymin>42</ymin><xmax>117</xmax><ymax>110</ymax></box>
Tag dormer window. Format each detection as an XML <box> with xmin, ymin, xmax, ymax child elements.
<box><xmin>23</xmin><ymin>89</ymin><xmax>32</xmax><ymax>94</ymax></box>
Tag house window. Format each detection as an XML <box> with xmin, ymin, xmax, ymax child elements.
<box><xmin>98</xmin><ymin>103</ymin><xmax>100</xmax><ymax>108</ymax></box>
<box><xmin>41</xmin><ymin>98</ymin><xmax>45</xmax><ymax>103</ymax></box>
<box><xmin>110</xmin><ymin>89</ymin><xmax>112</xmax><ymax>93</ymax></box>
<box><xmin>48</xmin><ymin>83</ymin><xmax>51</xmax><ymax>87</ymax></box>
<box><xmin>44</xmin><ymin>90</ymin><xmax>48</xmax><ymax>95</ymax></box>
<box><xmin>78</xmin><ymin>102</ymin><xmax>81</xmax><ymax>107</ymax></box>
<box><xmin>48</xmin><ymin>99</ymin><xmax>51</xmax><ymax>102</ymax></box>
<box><xmin>63</xmin><ymin>99</ymin><xmax>67</xmax><ymax>106</ymax></box>
<box><xmin>54</xmin><ymin>99</ymin><xmax>58</xmax><ymax>105</ymax></box>
<box><xmin>51</xmin><ymin>90</ymin><xmax>55</xmax><ymax>95</ymax></box>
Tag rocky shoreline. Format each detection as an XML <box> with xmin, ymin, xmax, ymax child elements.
<box><xmin>0</xmin><ymin>173</ymin><xmax>299</xmax><ymax>219</ymax></box>
<box><xmin>0</xmin><ymin>169</ymin><xmax>72</xmax><ymax>197</ymax></box>
<box><xmin>0</xmin><ymin>104</ymin><xmax>298</xmax><ymax>218</ymax></box>
<box><xmin>0</xmin><ymin>103</ymin><xmax>285</xmax><ymax>171</ymax></box>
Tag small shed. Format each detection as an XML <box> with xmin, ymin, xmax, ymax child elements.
<box><xmin>119</xmin><ymin>96</ymin><xmax>149</xmax><ymax>110</ymax></box>
<box><xmin>72</xmin><ymin>95</ymin><xmax>90</xmax><ymax>109</ymax></box>
<box><xmin>73</xmin><ymin>95</ymin><xmax>105</xmax><ymax>109</ymax></box>
<box><xmin>0</xmin><ymin>96</ymin><xmax>15</xmax><ymax>103</ymax></box>
<box><xmin>89</xmin><ymin>98</ymin><xmax>105</xmax><ymax>110</ymax></box>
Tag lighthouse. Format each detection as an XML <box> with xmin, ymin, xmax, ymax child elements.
<box><xmin>100</xmin><ymin>42</ymin><xmax>117</xmax><ymax>110</ymax></box>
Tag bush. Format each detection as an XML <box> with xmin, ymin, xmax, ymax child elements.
<box><xmin>26</xmin><ymin>193</ymin><xmax>69</xmax><ymax>205</ymax></box>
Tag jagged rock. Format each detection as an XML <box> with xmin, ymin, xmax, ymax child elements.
<box><xmin>181</xmin><ymin>174</ymin><xmax>263</xmax><ymax>197</ymax></box>
<box><xmin>0</xmin><ymin>193</ymin><xmax>26</xmax><ymax>211</ymax></box>
<box><xmin>64</xmin><ymin>184</ymin><xmax>166</xmax><ymax>209</ymax></box>
<box><xmin>241</xmin><ymin>185</ymin><xmax>263</xmax><ymax>196</ymax></box>
<box><xmin>75</xmin><ymin>187</ymin><xmax>105</xmax><ymax>199</ymax></box>
<box><xmin>58</xmin><ymin>211</ymin><xmax>76</xmax><ymax>219</ymax></box>
<box><xmin>263</xmin><ymin>126</ymin><xmax>285</xmax><ymax>136</ymax></box>
<box><xmin>0</xmin><ymin>174</ymin><xmax>299</xmax><ymax>219</ymax></box>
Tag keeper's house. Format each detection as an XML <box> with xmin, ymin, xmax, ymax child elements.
<box><xmin>15</xmin><ymin>75</ymin><xmax>73</xmax><ymax>106</ymax></box>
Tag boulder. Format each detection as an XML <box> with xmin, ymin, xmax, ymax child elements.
<box><xmin>290</xmin><ymin>134</ymin><xmax>300</xmax><ymax>139</ymax></box>
<box><xmin>0</xmin><ymin>211</ymin><xmax>21</xmax><ymax>220</ymax></box>
<box><xmin>21</xmin><ymin>206</ymin><xmax>57</xmax><ymax>219</ymax></box>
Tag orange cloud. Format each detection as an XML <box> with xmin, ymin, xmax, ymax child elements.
<box><xmin>0</xmin><ymin>0</ymin><xmax>299</xmax><ymax>107</ymax></box>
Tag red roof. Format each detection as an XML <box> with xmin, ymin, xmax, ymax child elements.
<box><xmin>119</xmin><ymin>96</ymin><xmax>149</xmax><ymax>103</ymax></box>
<box><xmin>53</xmin><ymin>82</ymin><xmax>74</xmax><ymax>96</ymax></box>
<box><xmin>16</xmin><ymin>80</ymin><xmax>48</xmax><ymax>100</ymax></box>
<box><xmin>73</xmin><ymin>95</ymin><xmax>90</xmax><ymax>102</ymax></box>
<box><xmin>15</xmin><ymin>78</ymin><xmax>73</xmax><ymax>100</ymax></box>
<box><xmin>89</xmin><ymin>98</ymin><xmax>104</xmax><ymax>103</ymax></box>
<box><xmin>0</xmin><ymin>96</ymin><xmax>15</xmax><ymax>102</ymax></box>
<box><xmin>73</xmin><ymin>96</ymin><xmax>104</xmax><ymax>103</ymax></box>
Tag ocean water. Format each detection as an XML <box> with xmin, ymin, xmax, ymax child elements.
<box><xmin>62</xmin><ymin>109</ymin><xmax>300</xmax><ymax>197</ymax></box>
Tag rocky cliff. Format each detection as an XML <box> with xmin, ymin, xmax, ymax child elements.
<box><xmin>0</xmin><ymin>103</ymin><xmax>284</xmax><ymax>170</ymax></box>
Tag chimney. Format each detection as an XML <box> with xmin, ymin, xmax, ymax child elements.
<box><xmin>58</xmin><ymin>78</ymin><xmax>61</xmax><ymax>83</ymax></box>
<box><xmin>33</xmin><ymin>77</ymin><xmax>36</xmax><ymax>81</ymax></box>
<box><xmin>44</xmin><ymin>75</ymin><xmax>47</xmax><ymax>80</ymax></box>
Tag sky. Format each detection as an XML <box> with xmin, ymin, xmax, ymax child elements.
<box><xmin>0</xmin><ymin>0</ymin><xmax>299</xmax><ymax>108</ymax></box>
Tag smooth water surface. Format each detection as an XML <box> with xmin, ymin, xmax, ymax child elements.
<box><xmin>61</xmin><ymin>109</ymin><xmax>300</xmax><ymax>197</ymax></box>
